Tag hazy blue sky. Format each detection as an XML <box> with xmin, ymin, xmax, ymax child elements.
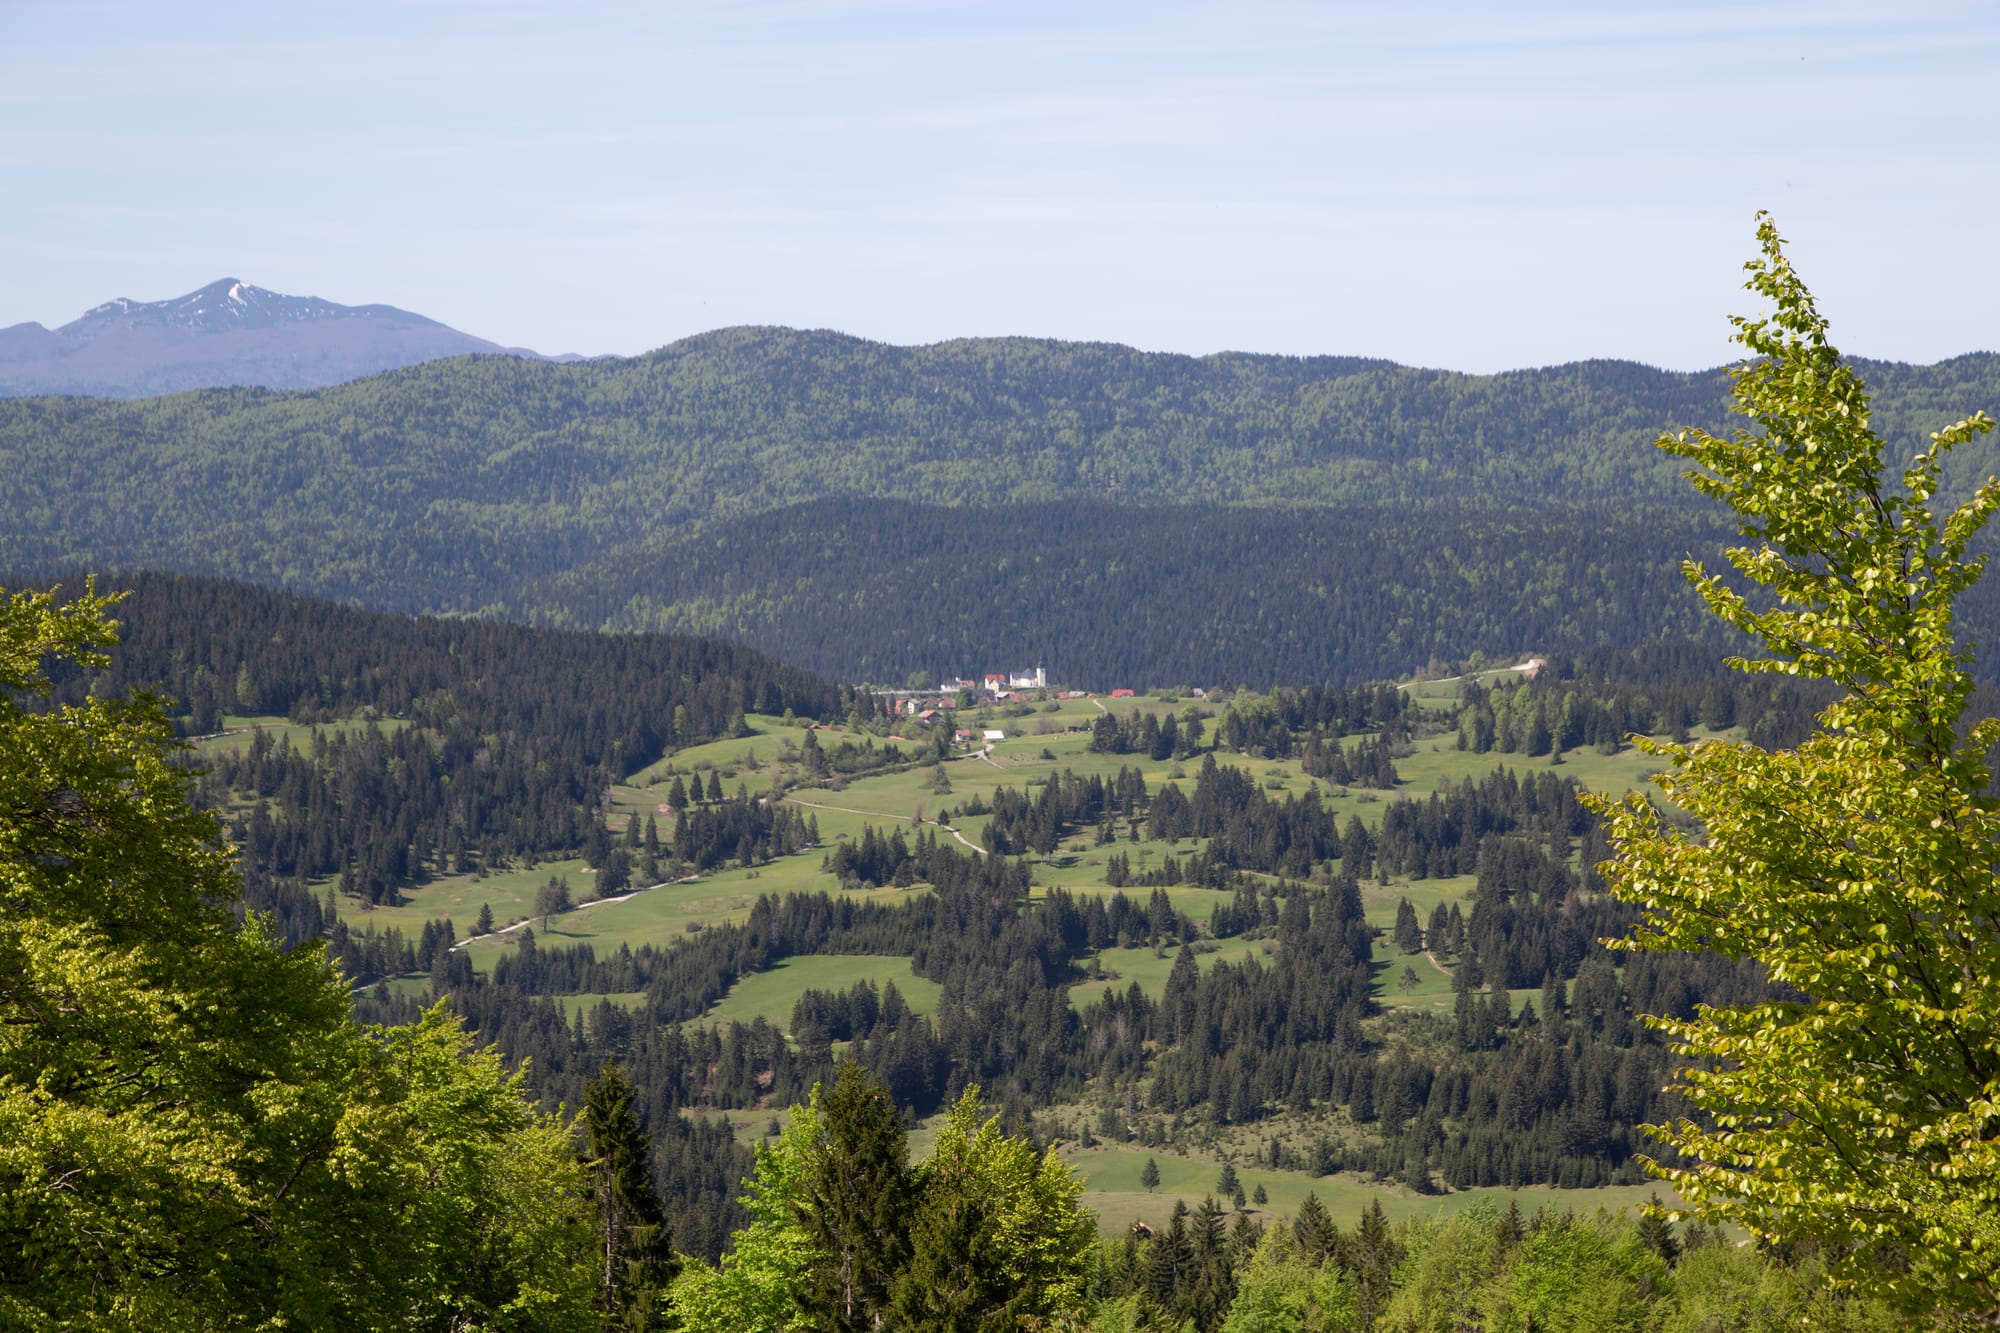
<box><xmin>4</xmin><ymin>1</ymin><xmax>1995</xmax><ymax>371</ymax></box>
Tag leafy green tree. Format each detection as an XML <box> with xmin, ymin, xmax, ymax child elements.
<box><xmin>1593</xmin><ymin>215</ymin><xmax>2000</xmax><ymax>1312</ymax></box>
<box><xmin>668</xmin><ymin>1102</ymin><xmax>821</xmax><ymax>1333</ymax></box>
<box><xmin>583</xmin><ymin>1061</ymin><xmax>679</xmax><ymax>1328</ymax></box>
<box><xmin>889</xmin><ymin>1086</ymin><xmax>1096</xmax><ymax>1330</ymax></box>
<box><xmin>1476</xmin><ymin>1211</ymin><xmax>1662</xmax><ymax>1333</ymax></box>
<box><xmin>1381</xmin><ymin>1204</ymin><xmax>1502</xmax><ymax>1333</ymax></box>
<box><xmin>0</xmin><ymin>583</ymin><xmax>598</xmax><ymax>1328</ymax></box>
<box><xmin>1217</xmin><ymin>1223</ymin><xmax>1356</xmax><ymax>1333</ymax></box>
<box><xmin>1661</xmin><ymin>1241</ymin><xmax>1900</xmax><ymax>1333</ymax></box>
<box><xmin>1141</xmin><ymin>1156</ymin><xmax>1161</xmax><ymax>1192</ymax></box>
<box><xmin>537</xmin><ymin>872</ymin><xmax>574</xmax><ymax>925</ymax></box>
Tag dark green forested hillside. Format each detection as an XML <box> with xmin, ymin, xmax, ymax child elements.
<box><xmin>29</xmin><ymin>572</ymin><xmax>853</xmax><ymax>924</ymax></box>
<box><xmin>508</xmin><ymin>499</ymin><xmax>1744</xmax><ymax>687</ymax></box>
<box><xmin>4</xmin><ymin>329</ymin><xmax>1997</xmax><ymax>615</ymax></box>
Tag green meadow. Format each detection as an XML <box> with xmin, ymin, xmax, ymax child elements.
<box><xmin>702</xmin><ymin>955</ymin><xmax>942</xmax><ymax>1033</ymax></box>
<box><xmin>1064</xmin><ymin>1143</ymin><xmax>1675</xmax><ymax>1235</ymax></box>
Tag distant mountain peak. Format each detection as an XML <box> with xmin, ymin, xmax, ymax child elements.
<box><xmin>65</xmin><ymin>278</ymin><xmax>450</xmax><ymax>338</ymax></box>
<box><xmin>3</xmin><ymin>278</ymin><xmax>543</xmax><ymax>397</ymax></box>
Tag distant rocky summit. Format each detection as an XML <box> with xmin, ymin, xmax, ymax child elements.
<box><xmin>0</xmin><ymin>278</ymin><xmax>575</xmax><ymax>397</ymax></box>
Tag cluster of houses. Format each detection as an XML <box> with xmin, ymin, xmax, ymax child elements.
<box><xmin>944</xmin><ymin>665</ymin><xmax>1047</xmax><ymax>694</ymax></box>
<box><xmin>874</xmin><ymin>665</ymin><xmax>1067</xmax><ymax>727</ymax></box>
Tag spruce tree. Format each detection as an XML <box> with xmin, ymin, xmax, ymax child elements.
<box><xmin>1142</xmin><ymin>1200</ymin><xmax>1191</xmax><ymax>1313</ymax></box>
<box><xmin>796</xmin><ymin>1061</ymin><xmax>914</xmax><ymax>1332</ymax></box>
<box><xmin>1353</xmin><ymin>1199</ymin><xmax>1399</xmax><ymax>1328</ymax></box>
<box><xmin>1292</xmin><ymin>1191</ymin><xmax>1334</xmax><ymax>1264</ymax></box>
<box><xmin>582</xmin><ymin>1061</ymin><xmax>678</xmax><ymax>1328</ymax></box>
<box><xmin>1636</xmin><ymin>1195</ymin><xmax>1680</xmax><ymax>1267</ymax></box>
<box><xmin>1393</xmin><ymin>897</ymin><xmax>1422</xmax><ymax>953</ymax></box>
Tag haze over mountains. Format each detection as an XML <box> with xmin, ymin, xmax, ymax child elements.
<box><xmin>0</xmin><ymin>278</ymin><xmax>582</xmax><ymax>397</ymax></box>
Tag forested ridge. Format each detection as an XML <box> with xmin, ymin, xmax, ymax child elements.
<box><xmin>508</xmin><ymin>498</ymin><xmax>1748</xmax><ymax>687</ymax></box>
<box><xmin>4</xmin><ymin>328</ymin><xmax>1997</xmax><ymax>617</ymax></box>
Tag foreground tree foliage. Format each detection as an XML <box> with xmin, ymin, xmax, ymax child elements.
<box><xmin>669</xmin><ymin>1064</ymin><xmax>1093</xmax><ymax>1333</ymax></box>
<box><xmin>1595</xmin><ymin>217</ymin><xmax>2000</xmax><ymax>1313</ymax></box>
<box><xmin>0</xmin><ymin>583</ymin><xmax>599</xmax><ymax>1328</ymax></box>
<box><xmin>582</xmin><ymin>1062</ymin><xmax>679</xmax><ymax>1329</ymax></box>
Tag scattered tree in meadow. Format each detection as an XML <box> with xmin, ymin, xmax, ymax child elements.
<box><xmin>1392</xmin><ymin>897</ymin><xmax>1422</xmax><ymax>953</ymax></box>
<box><xmin>535</xmin><ymin>873</ymin><xmax>573</xmax><ymax>926</ymax></box>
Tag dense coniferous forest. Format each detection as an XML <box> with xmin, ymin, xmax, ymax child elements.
<box><xmin>36</xmin><ymin>570</ymin><xmax>850</xmax><ymax>739</ymax></box>
<box><xmin>504</xmin><ymin>499</ymin><xmax>1747</xmax><ymax>687</ymax></box>
<box><xmin>4</xmin><ymin>333</ymin><xmax>1997</xmax><ymax>619</ymax></box>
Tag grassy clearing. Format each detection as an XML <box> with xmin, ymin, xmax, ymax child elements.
<box><xmin>703</xmin><ymin>955</ymin><xmax>942</xmax><ymax>1033</ymax></box>
<box><xmin>342</xmin><ymin>857</ymin><xmax>596</xmax><ymax>937</ymax></box>
<box><xmin>1067</xmin><ymin>938</ymin><xmax>1273</xmax><ymax>1011</ymax></box>
<box><xmin>547</xmin><ymin>991</ymin><xmax>649</xmax><ymax>1020</ymax></box>
<box><xmin>1361</xmin><ymin>873</ymin><xmax>1473</xmax><ymax>933</ymax></box>
<box><xmin>453</xmin><ymin>866</ymin><xmax>929</xmax><ymax>972</ymax></box>
<box><xmin>193</xmin><ymin>712</ymin><xmax>410</xmax><ymax>759</ymax></box>
<box><xmin>1063</xmin><ymin>1145</ymin><xmax>1672</xmax><ymax>1235</ymax></box>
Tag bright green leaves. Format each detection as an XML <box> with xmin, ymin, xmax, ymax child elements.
<box><xmin>0</xmin><ymin>584</ymin><xmax>600</xmax><ymax>1328</ymax></box>
<box><xmin>672</xmin><ymin>1070</ymin><xmax>1095</xmax><ymax>1332</ymax></box>
<box><xmin>1591</xmin><ymin>219</ymin><xmax>2000</xmax><ymax>1315</ymax></box>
